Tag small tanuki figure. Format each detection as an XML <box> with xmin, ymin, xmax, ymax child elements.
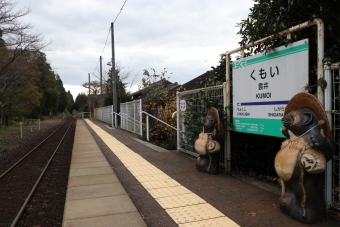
<box><xmin>194</xmin><ymin>107</ymin><xmax>224</xmax><ymax>174</ymax></box>
<box><xmin>274</xmin><ymin>92</ymin><xmax>335</xmax><ymax>224</ymax></box>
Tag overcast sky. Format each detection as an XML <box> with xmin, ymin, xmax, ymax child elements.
<box><xmin>14</xmin><ymin>0</ymin><xmax>255</xmax><ymax>99</ymax></box>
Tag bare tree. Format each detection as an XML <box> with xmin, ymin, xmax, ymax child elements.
<box><xmin>82</xmin><ymin>81</ymin><xmax>101</xmax><ymax>95</ymax></box>
<box><xmin>113</xmin><ymin>62</ymin><xmax>138</xmax><ymax>94</ymax></box>
<box><xmin>0</xmin><ymin>0</ymin><xmax>49</xmax><ymax>86</ymax></box>
<box><xmin>92</xmin><ymin>61</ymin><xmax>138</xmax><ymax>95</ymax></box>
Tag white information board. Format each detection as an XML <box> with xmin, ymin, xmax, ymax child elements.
<box><xmin>232</xmin><ymin>39</ymin><xmax>309</xmax><ymax>137</ymax></box>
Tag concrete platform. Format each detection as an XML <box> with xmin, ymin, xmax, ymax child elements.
<box><xmin>62</xmin><ymin>120</ymin><xmax>147</xmax><ymax>227</ymax></box>
<box><xmin>82</xmin><ymin>119</ymin><xmax>240</xmax><ymax>227</ymax></box>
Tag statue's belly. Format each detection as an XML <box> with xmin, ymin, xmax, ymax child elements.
<box><xmin>275</xmin><ymin>138</ymin><xmax>309</xmax><ymax>181</ymax></box>
<box><xmin>194</xmin><ymin>133</ymin><xmax>221</xmax><ymax>155</ymax></box>
<box><xmin>194</xmin><ymin>133</ymin><xmax>208</xmax><ymax>155</ymax></box>
<box><xmin>275</xmin><ymin>138</ymin><xmax>327</xmax><ymax>181</ymax></box>
<box><xmin>274</xmin><ymin>143</ymin><xmax>298</xmax><ymax>181</ymax></box>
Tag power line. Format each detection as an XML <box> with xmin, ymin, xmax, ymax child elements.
<box><xmin>91</xmin><ymin>0</ymin><xmax>128</xmax><ymax>80</ymax></box>
<box><xmin>113</xmin><ymin>0</ymin><xmax>128</xmax><ymax>23</ymax></box>
<box><xmin>91</xmin><ymin>27</ymin><xmax>110</xmax><ymax>77</ymax></box>
<box><xmin>91</xmin><ymin>59</ymin><xmax>100</xmax><ymax>78</ymax></box>
<box><xmin>100</xmin><ymin>28</ymin><xmax>111</xmax><ymax>57</ymax></box>
<box><xmin>92</xmin><ymin>65</ymin><xmax>108</xmax><ymax>82</ymax></box>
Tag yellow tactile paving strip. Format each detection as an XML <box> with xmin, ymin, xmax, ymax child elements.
<box><xmin>85</xmin><ymin>119</ymin><xmax>240</xmax><ymax>227</ymax></box>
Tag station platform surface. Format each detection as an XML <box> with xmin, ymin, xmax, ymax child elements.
<box><xmin>62</xmin><ymin>119</ymin><xmax>340</xmax><ymax>227</ymax></box>
<box><xmin>62</xmin><ymin>120</ymin><xmax>147</xmax><ymax>227</ymax></box>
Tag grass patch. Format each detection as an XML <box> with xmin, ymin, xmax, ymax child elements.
<box><xmin>0</xmin><ymin>125</ymin><xmax>20</xmax><ymax>153</ymax></box>
<box><xmin>0</xmin><ymin>117</ymin><xmax>61</xmax><ymax>154</ymax></box>
<box><xmin>0</xmin><ymin>145</ymin><xmax>10</xmax><ymax>153</ymax></box>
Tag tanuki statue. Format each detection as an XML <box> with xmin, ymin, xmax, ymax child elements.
<box><xmin>194</xmin><ymin>107</ymin><xmax>224</xmax><ymax>174</ymax></box>
<box><xmin>274</xmin><ymin>92</ymin><xmax>335</xmax><ymax>224</ymax></box>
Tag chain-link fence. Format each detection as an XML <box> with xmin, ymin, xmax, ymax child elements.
<box><xmin>177</xmin><ymin>83</ymin><xmax>226</xmax><ymax>166</ymax></box>
<box><xmin>120</xmin><ymin>99</ymin><xmax>142</xmax><ymax>136</ymax></box>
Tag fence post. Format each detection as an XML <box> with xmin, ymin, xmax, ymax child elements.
<box><xmin>324</xmin><ymin>64</ymin><xmax>333</xmax><ymax>208</ymax></box>
<box><xmin>134</xmin><ymin>101</ymin><xmax>136</xmax><ymax>134</ymax></box>
<box><xmin>111</xmin><ymin>105</ymin><xmax>114</xmax><ymax>127</ymax></box>
<box><xmin>115</xmin><ymin>113</ymin><xmax>117</xmax><ymax>128</ymax></box>
<box><xmin>146</xmin><ymin>115</ymin><xmax>149</xmax><ymax>141</ymax></box>
<box><xmin>120</xmin><ymin>105</ymin><xmax>123</xmax><ymax>129</ymax></box>
<box><xmin>126</xmin><ymin>102</ymin><xmax>128</xmax><ymax>131</ymax></box>
<box><xmin>140</xmin><ymin>100</ymin><xmax>142</xmax><ymax>137</ymax></box>
<box><xmin>176</xmin><ymin>91</ymin><xmax>180</xmax><ymax>150</ymax></box>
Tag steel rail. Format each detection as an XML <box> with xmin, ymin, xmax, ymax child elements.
<box><xmin>10</xmin><ymin>118</ymin><xmax>75</xmax><ymax>227</ymax></box>
<box><xmin>0</xmin><ymin>118</ymin><xmax>71</xmax><ymax>180</ymax></box>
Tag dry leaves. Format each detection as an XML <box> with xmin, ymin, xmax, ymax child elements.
<box><xmin>247</xmin><ymin>211</ymin><xmax>256</xmax><ymax>217</ymax></box>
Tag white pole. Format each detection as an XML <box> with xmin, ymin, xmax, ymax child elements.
<box><xmin>115</xmin><ymin>113</ymin><xmax>117</xmax><ymax>128</ymax></box>
<box><xmin>134</xmin><ymin>101</ymin><xmax>136</xmax><ymax>133</ymax></box>
<box><xmin>19</xmin><ymin>122</ymin><xmax>23</xmax><ymax>138</ymax></box>
<box><xmin>111</xmin><ymin>105</ymin><xmax>114</xmax><ymax>127</ymax></box>
<box><xmin>176</xmin><ymin>92</ymin><xmax>180</xmax><ymax>150</ymax></box>
<box><xmin>324</xmin><ymin>64</ymin><xmax>333</xmax><ymax>208</ymax></box>
<box><xmin>140</xmin><ymin>99</ymin><xmax>142</xmax><ymax>137</ymax></box>
<box><xmin>223</xmin><ymin>82</ymin><xmax>228</xmax><ymax>170</ymax></box>
<box><xmin>146</xmin><ymin>115</ymin><xmax>149</xmax><ymax>141</ymax></box>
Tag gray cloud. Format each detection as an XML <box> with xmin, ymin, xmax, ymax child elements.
<box><xmin>14</xmin><ymin>0</ymin><xmax>254</xmax><ymax>98</ymax></box>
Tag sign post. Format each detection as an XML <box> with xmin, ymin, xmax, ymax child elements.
<box><xmin>19</xmin><ymin>122</ymin><xmax>23</xmax><ymax>138</ymax></box>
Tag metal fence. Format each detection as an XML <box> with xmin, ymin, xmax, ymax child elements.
<box><xmin>82</xmin><ymin>112</ymin><xmax>91</xmax><ymax>119</ymax></box>
<box><xmin>330</xmin><ymin>62</ymin><xmax>340</xmax><ymax>210</ymax></box>
<box><xmin>176</xmin><ymin>83</ymin><xmax>226</xmax><ymax>166</ymax></box>
<box><xmin>120</xmin><ymin>99</ymin><xmax>142</xmax><ymax>136</ymax></box>
<box><xmin>94</xmin><ymin>105</ymin><xmax>113</xmax><ymax>125</ymax></box>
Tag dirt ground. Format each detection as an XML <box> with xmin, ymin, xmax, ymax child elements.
<box><xmin>0</xmin><ymin>118</ymin><xmax>74</xmax><ymax>227</ymax></box>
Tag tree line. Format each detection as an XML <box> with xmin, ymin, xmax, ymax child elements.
<box><xmin>0</xmin><ymin>0</ymin><xmax>70</xmax><ymax>126</ymax></box>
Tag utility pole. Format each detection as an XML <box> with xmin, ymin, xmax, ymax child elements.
<box><xmin>100</xmin><ymin>56</ymin><xmax>103</xmax><ymax>107</ymax></box>
<box><xmin>88</xmin><ymin>73</ymin><xmax>90</xmax><ymax>95</ymax></box>
<box><xmin>88</xmin><ymin>73</ymin><xmax>91</xmax><ymax>115</ymax></box>
<box><xmin>111</xmin><ymin>22</ymin><xmax>117</xmax><ymax>127</ymax></box>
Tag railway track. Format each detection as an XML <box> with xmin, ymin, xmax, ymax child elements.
<box><xmin>0</xmin><ymin>117</ymin><xmax>76</xmax><ymax>227</ymax></box>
